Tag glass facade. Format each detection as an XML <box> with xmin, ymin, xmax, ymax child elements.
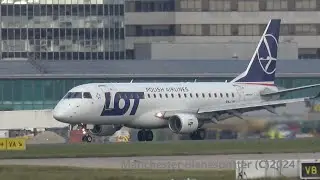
<box><xmin>125</xmin><ymin>0</ymin><xmax>319</xmax><ymax>12</ymax></box>
<box><xmin>0</xmin><ymin>0</ymin><xmax>125</xmax><ymax>60</ymax></box>
<box><xmin>1</xmin><ymin>77</ymin><xmax>320</xmax><ymax>111</ymax></box>
<box><xmin>124</xmin><ymin>0</ymin><xmax>320</xmax><ymax>60</ymax></box>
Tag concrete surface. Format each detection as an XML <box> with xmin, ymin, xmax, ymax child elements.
<box><xmin>26</xmin><ymin>131</ymin><xmax>66</xmax><ymax>144</ymax></box>
<box><xmin>0</xmin><ymin>110</ymin><xmax>68</xmax><ymax>129</ymax></box>
<box><xmin>0</xmin><ymin>153</ymin><xmax>319</xmax><ymax>170</ymax></box>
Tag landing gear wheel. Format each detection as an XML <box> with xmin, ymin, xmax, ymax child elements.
<box><xmin>137</xmin><ymin>130</ymin><xmax>145</xmax><ymax>141</ymax></box>
<box><xmin>86</xmin><ymin>135</ymin><xmax>93</xmax><ymax>142</ymax></box>
<box><xmin>197</xmin><ymin>129</ymin><xmax>206</xmax><ymax>140</ymax></box>
<box><xmin>190</xmin><ymin>129</ymin><xmax>206</xmax><ymax>140</ymax></box>
<box><xmin>146</xmin><ymin>130</ymin><xmax>153</xmax><ymax>141</ymax></box>
<box><xmin>82</xmin><ymin>135</ymin><xmax>93</xmax><ymax>143</ymax></box>
<box><xmin>137</xmin><ymin>130</ymin><xmax>154</xmax><ymax>141</ymax></box>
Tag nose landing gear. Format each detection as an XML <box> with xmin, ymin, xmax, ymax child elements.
<box><xmin>81</xmin><ymin>125</ymin><xmax>93</xmax><ymax>143</ymax></box>
<box><xmin>82</xmin><ymin>134</ymin><xmax>93</xmax><ymax>142</ymax></box>
<box><xmin>72</xmin><ymin>124</ymin><xmax>93</xmax><ymax>143</ymax></box>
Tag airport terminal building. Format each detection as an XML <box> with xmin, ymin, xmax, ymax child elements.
<box><xmin>0</xmin><ymin>0</ymin><xmax>126</xmax><ymax>60</ymax></box>
<box><xmin>1</xmin><ymin>0</ymin><xmax>320</xmax><ymax>60</ymax></box>
<box><xmin>126</xmin><ymin>0</ymin><xmax>320</xmax><ymax>60</ymax></box>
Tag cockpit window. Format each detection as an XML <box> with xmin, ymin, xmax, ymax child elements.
<box><xmin>73</xmin><ymin>92</ymin><xmax>82</xmax><ymax>98</ymax></box>
<box><xmin>64</xmin><ymin>92</ymin><xmax>72</xmax><ymax>99</ymax></box>
<box><xmin>83</xmin><ymin>92</ymin><xmax>92</xmax><ymax>99</ymax></box>
<box><xmin>63</xmin><ymin>92</ymin><xmax>82</xmax><ymax>99</ymax></box>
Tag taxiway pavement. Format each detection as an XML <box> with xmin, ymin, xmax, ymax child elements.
<box><xmin>0</xmin><ymin>153</ymin><xmax>320</xmax><ymax>170</ymax></box>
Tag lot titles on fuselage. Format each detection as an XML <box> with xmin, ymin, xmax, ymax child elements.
<box><xmin>145</xmin><ymin>87</ymin><xmax>189</xmax><ymax>93</ymax></box>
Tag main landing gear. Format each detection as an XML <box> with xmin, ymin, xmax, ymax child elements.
<box><xmin>190</xmin><ymin>128</ymin><xmax>206</xmax><ymax>140</ymax></box>
<box><xmin>137</xmin><ymin>129</ymin><xmax>154</xmax><ymax>141</ymax></box>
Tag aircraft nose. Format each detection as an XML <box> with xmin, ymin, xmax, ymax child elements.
<box><xmin>53</xmin><ymin>110</ymin><xmax>68</xmax><ymax>122</ymax></box>
<box><xmin>53</xmin><ymin>103</ymin><xmax>71</xmax><ymax>123</ymax></box>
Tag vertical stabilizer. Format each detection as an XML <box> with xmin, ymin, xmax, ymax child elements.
<box><xmin>230</xmin><ymin>19</ymin><xmax>281</xmax><ymax>86</ymax></box>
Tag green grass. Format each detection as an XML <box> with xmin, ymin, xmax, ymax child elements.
<box><xmin>0</xmin><ymin>165</ymin><xmax>297</xmax><ymax>180</ymax></box>
<box><xmin>0</xmin><ymin>138</ymin><xmax>320</xmax><ymax>159</ymax></box>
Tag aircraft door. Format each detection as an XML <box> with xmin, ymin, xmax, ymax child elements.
<box><xmin>98</xmin><ymin>84</ymin><xmax>117</xmax><ymax>110</ymax></box>
<box><xmin>234</xmin><ymin>85</ymin><xmax>245</xmax><ymax>101</ymax></box>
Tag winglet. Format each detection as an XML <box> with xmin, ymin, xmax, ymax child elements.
<box><xmin>313</xmin><ymin>92</ymin><xmax>320</xmax><ymax>99</ymax></box>
<box><xmin>304</xmin><ymin>92</ymin><xmax>320</xmax><ymax>107</ymax></box>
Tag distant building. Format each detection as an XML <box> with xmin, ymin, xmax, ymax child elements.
<box><xmin>125</xmin><ymin>0</ymin><xmax>320</xmax><ymax>60</ymax></box>
<box><xmin>0</xmin><ymin>0</ymin><xmax>125</xmax><ymax>60</ymax></box>
<box><xmin>1</xmin><ymin>0</ymin><xmax>319</xmax><ymax>60</ymax></box>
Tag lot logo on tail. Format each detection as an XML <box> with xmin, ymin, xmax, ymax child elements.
<box><xmin>230</xmin><ymin>19</ymin><xmax>281</xmax><ymax>84</ymax></box>
<box><xmin>257</xmin><ymin>33</ymin><xmax>278</xmax><ymax>75</ymax></box>
<box><xmin>188</xmin><ymin>121</ymin><xmax>193</xmax><ymax>127</ymax></box>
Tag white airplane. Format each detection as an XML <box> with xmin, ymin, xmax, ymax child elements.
<box><xmin>53</xmin><ymin>19</ymin><xmax>320</xmax><ymax>142</ymax></box>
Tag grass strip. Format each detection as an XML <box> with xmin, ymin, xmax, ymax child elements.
<box><xmin>0</xmin><ymin>138</ymin><xmax>319</xmax><ymax>159</ymax></box>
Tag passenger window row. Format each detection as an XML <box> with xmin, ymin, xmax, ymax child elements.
<box><xmin>115</xmin><ymin>93</ymin><xmax>144</xmax><ymax>99</ymax></box>
<box><xmin>147</xmin><ymin>92</ymin><xmax>236</xmax><ymax>99</ymax></box>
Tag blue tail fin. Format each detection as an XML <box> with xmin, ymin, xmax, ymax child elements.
<box><xmin>230</xmin><ymin>19</ymin><xmax>281</xmax><ymax>86</ymax></box>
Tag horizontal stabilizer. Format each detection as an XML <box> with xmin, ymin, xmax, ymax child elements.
<box><xmin>261</xmin><ymin>83</ymin><xmax>320</xmax><ymax>96</ymax></box>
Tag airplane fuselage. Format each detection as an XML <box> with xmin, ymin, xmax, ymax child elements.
<box><xmin>53</xmin><ymin>82</ymin><xmax>278</xmax><ymax>129</ymax></box>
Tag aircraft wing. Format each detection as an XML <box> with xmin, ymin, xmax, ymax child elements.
<box><xmin>197</xmin><ymin>97</ymin><xmax>311</xmax><ymax>114</ymax></box>
<box><xmin>162</xmin><ymin>93</ymin><xmax>320</xmax><ymax>119</ymax></box>
<box><xmin>260</xmin><ymin>83</ymin><xmax>320</xmax><ymax>97</ymax></box>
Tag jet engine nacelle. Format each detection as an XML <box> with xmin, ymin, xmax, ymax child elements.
<box><xmin>168</xmin><ymin>113</ymin><xmax>199</xmax><ymax>134</ymax></box>
<box><xmin>89</xmin><ymin>125</ymin><xmax>122</xmax><ymax>136</ymax></box>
